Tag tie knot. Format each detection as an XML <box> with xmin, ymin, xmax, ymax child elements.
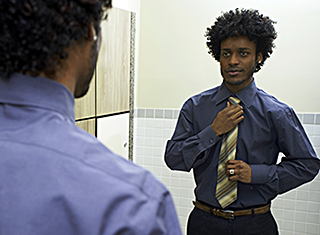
<box><xmin>228</xmin><ymin>96</ymin><xmax>241</xmax><ymax>105</ymax></box>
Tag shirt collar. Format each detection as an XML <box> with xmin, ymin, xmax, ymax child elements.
<box><xmin>215</xmin><ymin>79</ymin><xmax>257</xmax><ymax>108</ymax></box>
<box><xmin>0</xmin><ymin>73</ymin><xmax>75</xmax><ymax>121</ymax></box>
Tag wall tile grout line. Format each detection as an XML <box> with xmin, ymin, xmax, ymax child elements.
<box><xmin>136</xmin><ymin>108</ymin><xmax>320</xmax><ymax>124</ymax></box>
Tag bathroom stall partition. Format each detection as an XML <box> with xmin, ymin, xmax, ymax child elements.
<box><xmin>75</xmin><ymin>7</ymin><xmax>135</xmax><ymax>160</ymax></box>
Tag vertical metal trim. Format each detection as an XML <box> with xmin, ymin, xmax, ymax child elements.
<box><xmin>128</xmin><ymin>12</ymin><xmax>136</xmax><ymax>161</ymax></box>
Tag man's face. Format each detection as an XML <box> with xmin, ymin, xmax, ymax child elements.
<box><xmin>220</xmin><ymin>35</ymin><xmax>262</xmax><ymax>93</ymax></box>
<box><xmin>74</xmin><ymin>31</ymin><xmax>101</xmax><ymax>98</ymax></box>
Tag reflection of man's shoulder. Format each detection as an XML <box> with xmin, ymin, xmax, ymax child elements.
<box><xmin>255</xmin><ymin>88</ymin><xmax>293</xmax><ymax>118</ymax></box>
<box><xmin>256</xmin><ymin>88</ymin><xmax>288</xmax><ymax>107</ymax></box>
<box><xmin>190</xmin><ymin>86</ymin><xmax>219</xmax><ymax>101</ymax></box>
<box><xmin>182</xmin><ymin>86</ymin><xmax>220</xmax><ymax>111</ymax></box>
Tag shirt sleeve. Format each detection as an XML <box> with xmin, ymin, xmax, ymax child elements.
<box><xmin>147</xmin><ymin>192</ymin><xmax>183</xmax><ymax>235</ymax></box>
<box><xmin>164</xmin><ymin>99</ymin><xmax>221</xmax><ymax>171</ymax></box>
<box><xmin>98</xmin><ymin>176</ymin><xmax>182</xmax><ymax>235</ymax></box>
<box><xmin>250</xmin><ymin>107</ymin><xmax>320</xmax><ymax>199</ymax></box>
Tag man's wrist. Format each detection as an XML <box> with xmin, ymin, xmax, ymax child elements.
<box><xmin>210</xmin><ymin>124</ymin><xmax>221</xmax><ymax>136</ymax></box>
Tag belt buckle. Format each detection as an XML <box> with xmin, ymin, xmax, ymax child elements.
<box><xmin>221</xmin><ymin>209</ymin><xmax>234</xmax><ymax>219</ymax></box>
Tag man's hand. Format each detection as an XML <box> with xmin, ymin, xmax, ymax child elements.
<box><xmin>226</xmin><ymin>160</ymin><xmax>252</xmax><ymax>183</ymax></box>
<box><xmin>211</xmin><ymin>102</ymin><xmax>244</xmax><ymax>136</ymax></box>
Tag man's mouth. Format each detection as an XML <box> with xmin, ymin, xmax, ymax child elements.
<box><xmin>226</xmin><ymin>68</ymin><xmax>243</xmax><ymax>76</ymax></box>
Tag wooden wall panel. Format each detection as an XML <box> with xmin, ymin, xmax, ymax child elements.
<box><xmin>96</xmin><ymin>8</ymin><xmax>131</xmax><ymax>116</ymax></box>
<box><xmin>74</xmin><ymin>7</ymin><xmax>133</xmax><ymax>161</ymax></box>
<box><xmin>76</xmin><ymin>119</ymin><xmax>96</xmax><ymax>136</ymax></box>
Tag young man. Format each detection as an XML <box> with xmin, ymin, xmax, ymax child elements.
<box><xmin>0</xmin><ymin>1</ymin><xmax>181</xmax><ymax>234</ymax></box>
<box><xmin>165</xmin><ymin>8</ymin><xmax>320</xmax><ymax>235</ymax></box>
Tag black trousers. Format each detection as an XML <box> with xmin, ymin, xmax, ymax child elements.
<box><xmin>187</xmin><ymin>207</ymin><xmax>279</xmax><ymax>235</ymax></box>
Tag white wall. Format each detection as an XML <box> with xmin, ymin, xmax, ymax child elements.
<box><xmin>138</xmin><ymin>0</ymin><xmax>320</xmax><ymax>113</ymax></box>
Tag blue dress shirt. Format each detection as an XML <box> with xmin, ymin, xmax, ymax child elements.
<box><xmin>0</xmin><ymin>74</ymin><xmax>182</xmax><ymax>235</ymax></box>
<box><xmin>165</xmin><ymin>80</ymin><xmax>320</xmax><ymax>210</ymax></box>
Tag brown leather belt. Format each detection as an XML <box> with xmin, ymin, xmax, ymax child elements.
<box><xmin>193</xmin><ymin>201</ymin><xmax>270</xmax><ymax>219</ymax></box>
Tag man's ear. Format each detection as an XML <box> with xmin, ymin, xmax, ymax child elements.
<box><xmin>257</xmin><ymin>52</ymin><xmax>263</xmax><ymax>63</ymax></box>
<box><xmin>87</xmin><ymin>24</ymin><xmax>97</xmax><ymax>42</ymax></box>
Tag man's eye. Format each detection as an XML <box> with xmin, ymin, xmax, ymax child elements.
<box><xmin>222</xmin><ymin>52</ymin><xmax>230</xmax><ymax>57</ymax></box>
<box><xmin>240</xmin><ymin>51</ymin><xmax>249</xmax><ymax>56</ymax></box>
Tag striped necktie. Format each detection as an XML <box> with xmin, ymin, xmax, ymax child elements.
<box><xmin>215</xmin><ymin>96</ymin><xmax>241</xmax><ymax>208</ymax></box>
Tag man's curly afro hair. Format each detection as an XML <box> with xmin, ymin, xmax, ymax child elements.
<box><xmin>0</xmin><ymin>0</ymin><xmax>112</xmax><ymax>79</ymax></box>
<box><xmin>205</xmin><ymin>8</ymin><xmax>277</xmax><ymax>72</ymax></box>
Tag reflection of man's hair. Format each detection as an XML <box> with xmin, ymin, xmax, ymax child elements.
<box><xmin>205</xmin><ymin>8</ymin><xmax>277</xmax><ymax>72</ymax></box>
<box><xmin>0</xmin><ymin>0</ymin><xmax>112</xmax><ymax>79</ymax></box>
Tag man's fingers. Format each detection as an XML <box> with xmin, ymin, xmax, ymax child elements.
<box><xmin>211</xmin><ymin>103</ymin><xmax>244</xmax><ymax>136</ymax></box>
<box><xmin>226</xmin><ymin>104</ymin><xmax>243</xmax><ymax>118</ymax></box>
<box><xmin>226</xmin><ymin>160</ymin><xmax>252</xmax><ymax>183</ymax></box>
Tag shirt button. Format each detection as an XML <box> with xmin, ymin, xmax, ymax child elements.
<box><xmin>210</xmin><ymin>140</ymin><xmax>213</xmax><ymax>143</ymax></box>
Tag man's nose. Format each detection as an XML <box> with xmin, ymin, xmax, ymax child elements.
<box><xmin>229</xmin><ymin>54</ymin><xmax>239</xmax><ymax>65</ymax></box>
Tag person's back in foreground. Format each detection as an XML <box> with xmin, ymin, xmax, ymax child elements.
<box><xmin>0</xmin><ymin>1</ymin><xmax>181</xmax><ymax>234</ymax></box>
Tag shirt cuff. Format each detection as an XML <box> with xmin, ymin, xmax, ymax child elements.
<box><xmin>250</xmin><ymin>164</ymin><xmax>270</xmax><ymax>184</ymax></box>
<box><xmin>197</xmin><ymin>125</ymin><xmax>220</xmax><ymax>149</ymax></box>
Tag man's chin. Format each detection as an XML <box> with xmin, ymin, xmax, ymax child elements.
<box><xmin>224</xmin><ymin>78</ymin><xmax>247</xmax><ymax>86</ymax></box>
<box><xmin>223</xmin><ymin>73</ymin><xmax>254</xmax><ymax>86</ymax></box>
<box><xmin>74</xmin><ymin>86</ymin><xmax>90</xmax><ymax>99</ymax></box>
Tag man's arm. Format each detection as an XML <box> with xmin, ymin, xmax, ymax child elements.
<box><xmin>229</xmin><ymin>108</ymin><xmax>320</xmax><ymax>199</ymax></box>
<box><xmin>165</xmin><ymin>100</ymin><xmax>243</xmax><ymax>171</ymax></box>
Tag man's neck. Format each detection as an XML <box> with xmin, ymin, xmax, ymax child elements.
<box><xmin>224</xmin><ymin>77</ymin><xmax>253</xmax><ymax>94</ymax></box>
